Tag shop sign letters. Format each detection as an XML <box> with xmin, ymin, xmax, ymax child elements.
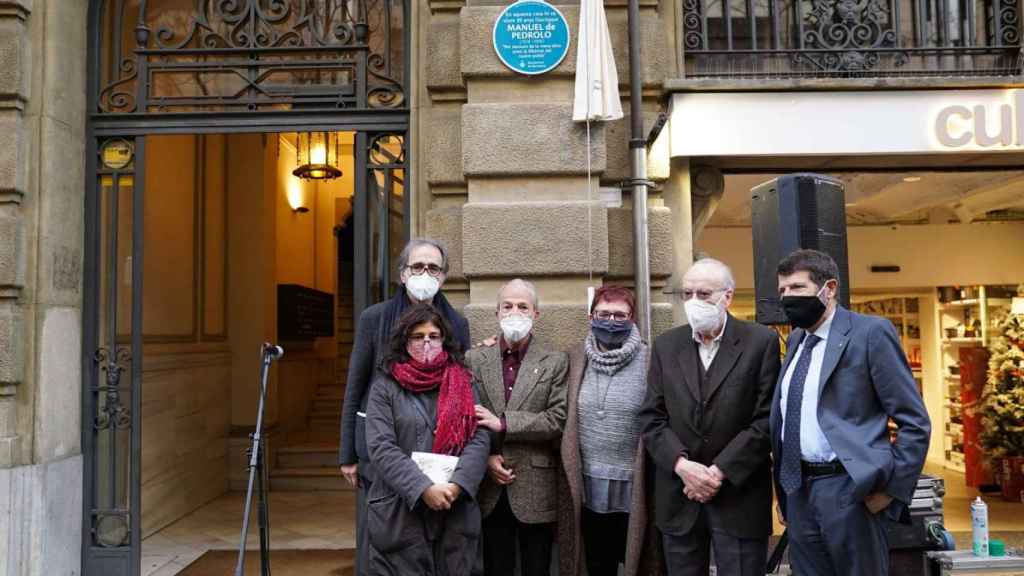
<box><xmin>934</xmin><ymin>90</ymin><xmax>1024</xmax><ymax>150</ymax></box>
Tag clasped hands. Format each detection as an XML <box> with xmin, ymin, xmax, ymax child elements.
<box><xmin>674</xmin><ymin>457</ymin><xmax>725</xmax><ymax>503</ymax></box>
<box><xmin>422</xmin><ymin>483</ymin><xmax>463</xmax><ymax>511</ymax></box>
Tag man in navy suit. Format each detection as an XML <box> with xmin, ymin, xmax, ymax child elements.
<box><xmin>770</xmin><ymin>249</ymin><xmax>930</xmax><ymax>576</ymax></box>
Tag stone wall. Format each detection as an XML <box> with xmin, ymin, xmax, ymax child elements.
<box><xmin>0</xmin><ymin>1</ymin><xmax>88</xmax><ymax>574</ymax></box>
<box><xmin>419</xmin><ymin>0</ymin><xmax>678</xmax><ymax>349</ymax></box>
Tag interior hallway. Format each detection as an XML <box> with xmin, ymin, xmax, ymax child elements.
<box><xmin>142</xmin><ymin>491</ymin><xmax>357</xmax><ymax>576</ymax></box>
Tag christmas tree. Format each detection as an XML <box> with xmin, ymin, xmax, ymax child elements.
<box><xmin>980</xmin><ymin>289</ymin><xmax>1024</xmax><ymax>459</ymax></box>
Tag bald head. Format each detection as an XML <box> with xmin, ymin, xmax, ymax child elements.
<box><xmin>683</xmin><ymin>258</ymin><xmax>735</xmax><ymax>291</ymax></box>
<box><xmin>497</xmin><ymin>279</ymin><xmax>539</xmax><ymax>309</ymax></box>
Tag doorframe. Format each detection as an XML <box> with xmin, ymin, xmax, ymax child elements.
<box><xmin>83</xmin><ymin>3</ymin><xmax>411</xmax><ymax>573</ymax></box>
<box><xmin>83</xmin><ymin>127</ymin><xmax>409</xmax><ymax>576</ymax></box>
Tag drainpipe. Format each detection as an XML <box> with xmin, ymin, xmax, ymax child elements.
<box><xmin>627</xmin><ymin>0</ymin><xmax>652</xmax><ymax>343</ymax></box>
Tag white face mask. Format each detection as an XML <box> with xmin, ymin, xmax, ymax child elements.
<box><xmin>405</xmin><ymin>273</ymin><xmax>440</xmax><ymax>302</ymax></box>
<box><xmin>500</xmin><ymin>314</ymin><xmax>533</xmax><ymax>343</ymax></box>
<box><xmin>684</xmin><ymin>294</ymin><xmax>725</xmax><ymax>336</ymax></box>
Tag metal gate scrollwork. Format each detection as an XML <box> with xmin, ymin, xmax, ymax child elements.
<box><xmin>84</xmin><ymin>135</ymin><xmax>145</xmax><ymax>575</ymax></box>
<box><xmin>96</xmin><ymin>0</ymin><xmax>408</xmax><ymax>114</ymax></box>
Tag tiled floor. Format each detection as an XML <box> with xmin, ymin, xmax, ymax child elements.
<box><xmin>142</xmin><ymin>464</ymin><xmax>1023</xmax><ymax>576</ymax></box>
<box><xmin>141</xmin><ymin>491</ymin><xmax>357</xmax><ymax>576</ymax></box>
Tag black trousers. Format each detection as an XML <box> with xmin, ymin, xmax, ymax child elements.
<box><xmin>661</xmin><ymin>507</ymin><xmax>768</xmax><ymax>576</ymax></box>
<box><xmin>355</xmin><ymin>471</ymin><xmax>373</xmax><ymax>576</ymax></box>
<box><xmin>582</xmin><ymin>508</ymin><xmax>630</xmax><ymax>576</ymax></box>
<box><xmin>483</xmin><ymin>490</ymin><xmax>555</xmax><ymax>576</ymax></box>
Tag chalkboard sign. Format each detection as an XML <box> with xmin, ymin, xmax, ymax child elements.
<box><xmin>278</xmin><ymin>284</ymin><xmax>334</xmax><ymax>340</ymax></box>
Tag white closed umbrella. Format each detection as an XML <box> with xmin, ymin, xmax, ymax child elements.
<box><xmin>572</xmin><ymin>0</ymin><xmax>623</xmax><ymax>122</ymax></box>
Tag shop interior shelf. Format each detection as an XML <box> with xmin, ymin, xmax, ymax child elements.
<box><xmin>942</xmin><ymin>337</ymin><xmax>983</xmax><ymax>344</ymax></box>
<box><xmin>940</xmin><ymin>299</ymin><xmax>981</xmax><ymax>309</ymax></box>
<box><xmin>944</xmin><ymin>374</ymin><xmax>961</xmax><ymax>381</ymax></box>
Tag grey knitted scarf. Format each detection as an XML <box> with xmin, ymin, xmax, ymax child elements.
<box><xmin>584</xmin><ymin>325</ymin><xmax>643</xmax><ymax>375</ymax></box>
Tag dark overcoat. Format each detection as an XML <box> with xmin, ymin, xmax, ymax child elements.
<box><xmin>637</xmin><ymin>315</ymin><xmax>781</xmax><ymax>539</ymax></box>
<box><xmin>339</xmin><ymin>286</ymin><xmax>471</xmax><ymax>471</ymax></box>
<box><xmin>364</xmin><ymin>373</ymin><xmax>490</xmax><ymax>575</ymax></box>
<box><xmin>558</xmin><ymin>344</ymin><xmax>664</xmax><ymax>576</ymax></box>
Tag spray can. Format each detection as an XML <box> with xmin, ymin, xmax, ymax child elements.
<box><xmin>971</xmin><ymin>496</ymin><xmax>989</xmax><ymax>556</ymax></box>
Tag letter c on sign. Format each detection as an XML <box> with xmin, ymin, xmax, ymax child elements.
<box><xmin>935</xmin><ymin>105</ymin><xmax>973</xmax><ymax>147</ymax></box>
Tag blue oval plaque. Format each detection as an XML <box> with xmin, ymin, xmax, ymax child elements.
<box><xmin>492</xmin><ymin>0</ymin><xmax>571</xmax><ymax>76</ymax></box>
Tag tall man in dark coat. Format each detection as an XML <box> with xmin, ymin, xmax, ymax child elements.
<box><xmin>638</xmin><ymin>258</ymin><xmax>781</xmax><ymax>575</ymax></box>
<box><xmin>338</xmin><ymin>238</ymin><xmax>471</xmax><ymax>575</ymax></box>
<box><xmin>771</xmin><ymin>249</ymin><xmax>930</xmax><ymax>576</ymax></box>
<box><xmin>467</xmin><ymin>279</ymin><xmax>569</xmax><ymax>576</ymax></box>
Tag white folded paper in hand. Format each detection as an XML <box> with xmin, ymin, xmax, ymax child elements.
<box><xmin>411</xmin><ymin>452</ymin><xmax>459</xmax><ymax>485</ymax></box>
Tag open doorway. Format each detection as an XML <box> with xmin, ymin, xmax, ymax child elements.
<box><xmin>86</xmin><ymin>131</ymin><xmax>406</xmax><ymax>575</ymax></box>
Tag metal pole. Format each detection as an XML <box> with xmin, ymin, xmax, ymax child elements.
<box><xmin>235</xmin><ymin>343</ymin><xmax>282</xmax><ymax>576</ymax></box>
<box><xmin>628</xmin><ymin>0</ymin><xmax>652</xmax><ymax>343</ymax></box>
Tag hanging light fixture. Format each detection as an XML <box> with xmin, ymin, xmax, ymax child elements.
<box><xmin>293</xmin><ymin>131</ymin><xmax>342</xmax><ymax>180</ymax></box>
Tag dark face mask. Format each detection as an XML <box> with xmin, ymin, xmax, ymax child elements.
<box><xmin>591</xmin><ymin>318</ymin><xmax>633</xmax><ymax>349</ymax></box>
<box><xmin>781</xmin><ymin>285</ymin><xmax>828</xmax><ymax>330</ymax></box>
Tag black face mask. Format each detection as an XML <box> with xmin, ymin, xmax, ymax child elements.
<box><xmin>591</xmin><ymin>318</ymin><xmax>633</xmax><ymax>349</ymax></box>
<box><xmin>781</xmin><ymin>287</ymin><xmax>828</xmax><ymax>329</ymax></box>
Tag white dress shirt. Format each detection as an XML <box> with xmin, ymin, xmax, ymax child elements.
<box><xmin>779</xmin><ymin>308</ymin><xmax>837</xmax><ymax>463</ymax></box>
<box><xmin>692</xmin><ymin>315</ymin><xmax>727</xmax><ymax>370</ymax></box>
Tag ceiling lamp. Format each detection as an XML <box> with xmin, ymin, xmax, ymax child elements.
<box><xmin>293</xmin><ymin>131</ymin><xmax>342</xmax><ymax>180</ymax></box>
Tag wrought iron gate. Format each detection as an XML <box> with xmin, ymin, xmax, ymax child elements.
<box><xmin>84</xmin><ymin>2</ymin><xmax>409</xmax><ymax>575</ymax></box>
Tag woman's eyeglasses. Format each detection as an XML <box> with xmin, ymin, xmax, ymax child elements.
<box><xmin>593</xmin><ymin>311</ymin><xmax>630</xmax><ymax>322</ymax></box>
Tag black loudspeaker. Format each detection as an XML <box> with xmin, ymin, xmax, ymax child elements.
<box><xmin>751</xmin><ymin>173</ymin><xmax>851</xmax><ymax>325</ymax></box>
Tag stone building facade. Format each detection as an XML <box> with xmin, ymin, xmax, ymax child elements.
<box><xmin>0</xmin><ymin>0</ymin><xmax>698</xmax><ymax>573</ymax></box>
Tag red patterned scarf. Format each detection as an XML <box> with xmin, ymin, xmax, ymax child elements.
<box><xmin>390</xmin><ymin>351</ymin><xmax>477</xmax><ymax>456</ymax></box>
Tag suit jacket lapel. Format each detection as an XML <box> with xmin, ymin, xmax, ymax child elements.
<box><xmin>779</xmin><ymin>328</ymin><xmax>802</xmax><ymax>379</ymax></box>
<box><xmin>507</xmin><ymin>342</ymin><xmax>544</xmax><ymax>411</ymax></box>
<box><xmin>772</xmin><ymin>328</ymin><xmax>802</xmax><ymax>439</ymax></box>
<box><xmin>674</xmin><ymin>328</ymin><xmax>702</xmax><ymax>404</ymax></box>
<box><xmin>703</xmin><ymin>317</ymin><xmax>743</xmax><ymax>403</ymax></box>
<box><xmin>480</xmin><ymin>346</ymin><xmax>507</xmax><ymax>414</ymax></box>
<box><xmin>817</xmin><ymin>306</ymin><xmax>851</xmax><ymax>400</ymax></box>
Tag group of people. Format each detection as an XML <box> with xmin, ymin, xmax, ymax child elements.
<box><xmin>338</xmin><ymin>238</ymin><xmax>932</xmax><ymax>576</ymax></box>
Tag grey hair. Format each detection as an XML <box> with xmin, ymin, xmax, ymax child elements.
<box><xmin>497</xmin><ymin>278</ymin><xmax>539</xmax><ymax>309</ymax></box>
<box><xmin>397</xmin><ymin>237</ymin><xmax>449</xmax><ymax>275</ymax></box>
<box><xmin>686</xmin><ymin>257</ymin><xmax>736</xmax><ymax>291</ymax></box>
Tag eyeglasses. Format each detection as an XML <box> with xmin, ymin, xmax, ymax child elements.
<box><xmin>680</xmin><ymin>289</ymin><xmax>721</xmax><ymax>301</ymax></box>
<box><xmin>406</xmin><ymin>262</ymin><xmax>444</xmax><ymax>277</ymax></box>
<box><xmin>408</xmin><ymin>333</ymin><xmax>442</xmax><ymax>342</ymax></box>
<box><xmin>594</xmin><ymin>311</ymin><xmax>630</xmax><ymax>322</ymax></box>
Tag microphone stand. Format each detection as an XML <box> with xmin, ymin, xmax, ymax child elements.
<box><xmin>234</xmin><ymin>343</ymin><xmax>283</xmax><ymax>576</ymax></box>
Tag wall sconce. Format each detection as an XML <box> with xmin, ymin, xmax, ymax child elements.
<box><xmin>287</xmin><ymin>178</ymin><xmax>309</xmax><ymax>213</ymax></box>
<box><xmin>293</xmin><ymin>131</ymin><xmax>342</xmax><ymax>180</ymax></box>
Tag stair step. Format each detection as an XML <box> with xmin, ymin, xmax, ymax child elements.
<box><xmin>276</xmin><ymin>445</ymin><xmax>339</xmax><ymax>468</ymax></box>
<box><xmin>310</xmin><ymin>410</ymin><xmax>341</xmax><ymax>422</ymax></box>
<box><xmin>314</xmin><ymin>399</ymin><xmax>342</xmax><ymax>412</ymax></box>
<box><xmin>269</xmin><ymin>467</ymin><xmax>352</xmax><ymax>492</ymax></box>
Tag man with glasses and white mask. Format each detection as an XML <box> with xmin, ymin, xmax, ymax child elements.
<box><xmin>466</xmin><ymin>279</ymin><xmax>568</xmax><ymax>576</ymax></box>
<box><xmin>638</xmin><ymin>257</ymin><xmax>781</xmax><ymax>576</ymax></box>
<box><xmin>338</xmin><ymin>237</ymin><xmax>470</xmax><ymax>575</ymax></box>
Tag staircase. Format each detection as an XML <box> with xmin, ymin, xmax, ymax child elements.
<box><xmin>269</xmin><ymin>296</ymin><xmax>356</xmax><ymax>491</ymax></box>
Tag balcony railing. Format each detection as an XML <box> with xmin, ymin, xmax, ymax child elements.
<box><xmin>681</xmin><ymin>0</ymin><xmax>1023</xmax><ymax>78</ymax></box>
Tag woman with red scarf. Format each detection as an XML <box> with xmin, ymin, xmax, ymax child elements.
<box><xmin>364</xmin><ymin>304</ymin><xmax>490</xmax><ymax>575</ymax></box>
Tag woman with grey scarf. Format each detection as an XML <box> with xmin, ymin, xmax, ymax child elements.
<box><xmin>558</xmin><ymin>286</ymin><xmax>663</xmax><ymax>576</ymax></box>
